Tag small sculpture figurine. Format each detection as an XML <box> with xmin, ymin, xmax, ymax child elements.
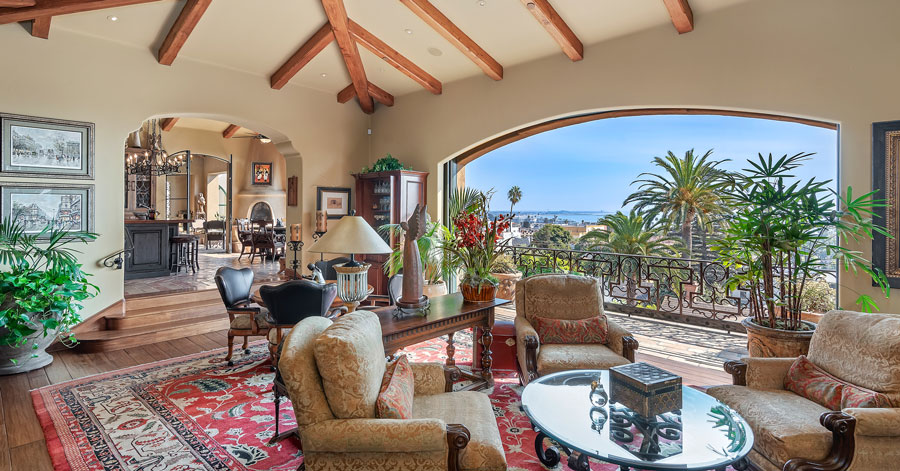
<box><xmin>396</xmin><ymin>204</ymin><xmax>429</xmax><ymax>310</ymax></box>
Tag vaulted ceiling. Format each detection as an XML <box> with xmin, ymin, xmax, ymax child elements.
<box><xmin>0</xmin><ymin>0</ymin><xmax>750</xmax><ymax>113</ymax></box>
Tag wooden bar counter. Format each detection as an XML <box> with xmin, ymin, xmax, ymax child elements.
<box><xmin>124</xmin><ymin>219</ymin><xmax>185</xmax><ymax>280</ymax></box>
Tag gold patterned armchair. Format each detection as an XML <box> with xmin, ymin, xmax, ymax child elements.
<box><xmin>514</xmin><ymin>274</ymin><xmax>639</xmax><ymax>385</ymax></box>
<box><xmin>707</xmin><ymin>311</ymin><xmax>900</xmax><ymax>471</ymax></box>
<box><xmin>278</xmin><ymin>311</ymin><xmax>507</xmax><ymax>471</ymax></box>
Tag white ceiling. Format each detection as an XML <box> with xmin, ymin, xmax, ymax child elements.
<box><xmin>48</xmin><ymin>0</ymin><xmax>751</xmax><ymax>98</ymax></box>
<box><xmin>169</xmin><ymin>117</ymin><xmax>259</xmax><ymax>137</ymax></box>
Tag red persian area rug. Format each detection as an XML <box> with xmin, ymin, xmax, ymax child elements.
<box><xmin>32</xmin><ymin>330</ymin><xmax>734</xmax><ymax>471</ymax></box>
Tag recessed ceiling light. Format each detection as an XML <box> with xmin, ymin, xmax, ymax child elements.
<box><xmin>320</xmin><ymin>73</ymin><xmax>327</xmax><ymax>78</ymax></box>
<box><xmin>404</xmin><ymin>28</ymin><xmax>413</xmax><ymax>35</ymax></box>
<box><xmin>107</xmin><ymin>15</ymin><xmax>119</xmax><ymax>21</ymax></box>
<box><xmin>478</xmin><ymin>0</ymin><xmax>486</xmax><ymax>6</ymax></box>
<box><xmin>428</xmin><ymin>47</ymin><xmax>443</xmax><ymax>57</ymax></box>
<box><xmin>526</xmin><ymin>2</ymin><xmax>535</xmax><ymax>9</ymax></box>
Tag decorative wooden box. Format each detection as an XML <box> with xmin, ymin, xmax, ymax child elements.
<box><xmin>610</xmin><ymin>362</ymin><xmax>682</xmax><ymax>417</ymax></box>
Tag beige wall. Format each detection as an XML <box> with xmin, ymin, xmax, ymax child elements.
<box><xmin>369</xmin><ymin>0</ymin><xmax>900</xmax><ymax>312</ymax></box>
<box><xmin>0</xmin><ymin>26</ymin><xmax>369</xmax><ymax>318</ymax></box>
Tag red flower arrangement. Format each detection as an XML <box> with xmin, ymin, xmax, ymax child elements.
<box><xmin>443</xmin><ymin>191</ymin><xmax>513</xmax><ymax>295</ymax></box>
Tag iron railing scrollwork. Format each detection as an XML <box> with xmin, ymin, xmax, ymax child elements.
<box><xmin>502</xmin><ymin>246</ymin><xmax>751</xmax><ymax>329</ymax></box>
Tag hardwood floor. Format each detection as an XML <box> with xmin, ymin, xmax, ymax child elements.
<box><xmin>0</xmin><ymin>328</ymin><xmax>732</xmax><ymax>471</ymax></box>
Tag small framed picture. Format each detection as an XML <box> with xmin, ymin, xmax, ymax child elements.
<box><xmin>317</xmin><ymin>187</ymin><xmax>351</xmax><ymax>219</ymax></box>
<box><xmin>0</xmin><ymin>113</ymin><xmax>94</xmax><ymax>179</ymax></box>
<box><xmin>0</xmin><ymin>183</ymin><xmax>94</xmax><ymax>237</ymax></box>
<box><xmin>252</xmin><ymin>161</ymin><xmax>272</xmax><ymax>185</ymax></box>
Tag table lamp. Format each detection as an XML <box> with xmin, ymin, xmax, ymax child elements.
<box><xmin>307</xmin><ymin>213</ymin><xmax>391</xmax><ymax>311</ymax></box>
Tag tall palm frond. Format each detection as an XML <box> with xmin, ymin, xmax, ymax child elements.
<box><xmin>507</xmin><ymin>186</ymin><xmax>522</xmax><ymax>214</ymax></box>
<box><xmin>623</xmin><ymin>149</ymin><xmax>731</xmax><ymax>257</ymax></box>
<box><xmin>448</xmin><ymin>187</ymin><xmax>482</xmax><ymax>222</ymax></box>
<box><xmin>581</xmin><ymin>210</ymin><xmax>680</xmax><ymax>257</ymax></box>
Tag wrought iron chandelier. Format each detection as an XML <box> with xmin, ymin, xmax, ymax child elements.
<box><xmin>125</xmin><ymin>119</ymin><xmax>185</xmax><ymax>176</ymax></box>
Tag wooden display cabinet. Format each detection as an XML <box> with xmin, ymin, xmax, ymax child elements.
<box><xmin>353</xmin><ymin>170</ymin><xmax>428</xmax><ymax>295</ymax></box>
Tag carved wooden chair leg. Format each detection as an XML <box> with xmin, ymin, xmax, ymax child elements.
<box><xmin>446</xmin><ymin>332</ymin><xmax>456</xmax><ymax>367</ymax></box>
<box><xmin>226</xmin><ymin>334</ymin><xmax>235</xmax><ymax>366</ymax></box>
<box><xmin>243</xmin><ymin>336</ymin><xmax>250</xmax><ymax>354</ymax></box>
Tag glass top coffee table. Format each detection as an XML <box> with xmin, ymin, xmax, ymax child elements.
<box><xmin>521</xmin><ymin>370</ymin><xmax>753</xmax><ymax>471</ymax></box>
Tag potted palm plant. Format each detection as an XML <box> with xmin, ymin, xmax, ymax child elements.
<box><xmin>444</xmin><ymin>191</ymin><xmax>512</xmax><ymax>302</ymax></box>
<box><xmin>713</xmin><ymin>152</ymin><xmax>889</xmax><ymax>358</ymax></box>
<box><xmin>0</xmin><ymin>217</ymin><xmax>98</xmax><ymax>374</ymax></box>
<box><xmin>380</xmin><ymin>217</ymin><xmax>451</xmax><ymax>298</ymax></box>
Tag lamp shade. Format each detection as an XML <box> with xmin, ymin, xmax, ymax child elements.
<box><xmin>307</xmin><ymin>215</ymin><xmax>392</xmax><ymax>255</ymax></box>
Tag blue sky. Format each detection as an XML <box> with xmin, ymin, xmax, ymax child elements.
<box><xmin>465</xmin><ymin>115</ymin><xmax>838</xmax><ymax>212</ymax></box>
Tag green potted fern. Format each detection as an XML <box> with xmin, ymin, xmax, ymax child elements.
<box><xmin>0</xmin><ymin>217</ymin><xmax>98</xmax><ymax>374</ymax></box>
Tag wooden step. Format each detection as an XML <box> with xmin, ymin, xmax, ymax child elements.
<box><xmin>76</xmin><ymin>314</ymin><xmax>231</xmax><ymax>353</ymax></box>
<box><xmin>107</xmin><ymin>300</ymin><xmax>224</xmax><ymax>330</ymax></box>
<box><xmin>124</xmin><ymin>288</ymin><xmax>223</xmax><ymax>311</ymax></box>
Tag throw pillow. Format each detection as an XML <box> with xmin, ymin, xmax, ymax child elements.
<box><xmin>376</xmin><ymin>355</ymin><xmax>415</xmax><ymax>419</ymax></box>
<box><xmin>532</xmin><ymin>315</ymin><xmax>609</xmax><ymax>344</ymax></box>
<box><xmin>785</xmin><ymin>356</ymin><xmax>893</xmax><ymax>410</ymax></box>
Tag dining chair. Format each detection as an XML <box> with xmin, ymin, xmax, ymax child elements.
<box><xmin>214</xmin><ymin>267</ymin><xmax>270</xmax><ymax>365</ymax></box>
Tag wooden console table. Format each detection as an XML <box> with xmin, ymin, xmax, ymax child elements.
<box><xmin>373</xmin><ymin>293</ymin><xmax>511</xmax><ymax>391</ymax></box>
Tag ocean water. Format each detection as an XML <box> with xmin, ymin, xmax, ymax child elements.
<box><xmin>490</xmin><ymin>210</ymin><xmax>613</xmax><ymax>224</ymax></box>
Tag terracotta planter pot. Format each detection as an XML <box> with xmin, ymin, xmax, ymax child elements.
<box><xmin>491</xmin><ymin>272</ymin><xmax>522</xmax><ymax>301</ymax></box>
<box><xmin>460</xmin><ymin>283</ymin><xmax>496</xmax><ymax>303</ymax></box>
<box><xmin>742</xmin><ymin>317</ymin><xmax>816</xmax><ymax>358</ymax></box>
<box><xmin>423</xmin><ymin>281</ymin><xmax>447</xmax><ymax>298</ymax></box>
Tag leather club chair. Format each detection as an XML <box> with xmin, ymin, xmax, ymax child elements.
<box><xmin>514</xmin><ymin>273</ymin><xmax>639</xmax><ymax>385</ymax></box>
<box><xmin>259</xmin><ymin>279</ymin><xmax>347</xmax><ymax>365</ymax></box>
<box><xmin>314</xmin><ymin>256</ymin><xmax>351</xmax><ymax>281</ymax></box>
<box><xmin>214</xmin><ymin>267</ymin><xmax>270</xmax><ymax>365</ymax></box>
<box><xmin>707</xmin><ymin>311</ymin><xmax>900</xmax><ymax>471</ymax></box>
<box><xmin>278</xmin><ymin>311</ymin><xmax>507</xmax><ymax>471</ymax></box>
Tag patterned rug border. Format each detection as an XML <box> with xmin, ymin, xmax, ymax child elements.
<box><xmin>30</xmin><ymin>341</ymin><xmax>268</xmax><ymax>471</ymax></box>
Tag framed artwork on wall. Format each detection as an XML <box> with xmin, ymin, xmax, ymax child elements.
<box><xmin>317</xmin><ymin>186</ymin><xmax>351</xmax><ymax>219</ymax></box>
<box><xmin>0</xmin><ymin>112</ymin><xmax>94</xmax><ymax>179</ymax></box>
<box><xmin>0</xmin><ymin>183</ymin><xmax>94</xmax><ymax>237</ymax></box>
<box><xmin>872</xmin><ymin>120</ymin><xmax>900</xmax><ymax>288</ymax></box>
<box><xmin>252</xmin><ymin>161</ymin><xmax>272</xmax><ymax>185</ymax></box>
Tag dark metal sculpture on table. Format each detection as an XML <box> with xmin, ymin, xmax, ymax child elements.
<box><xmin>396</xmin><ymin>204</ymin><xmax>429</xmax><ymax>311</ymax></box>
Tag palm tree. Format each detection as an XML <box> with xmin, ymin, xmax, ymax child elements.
<box><xmin>580</xmin><ymin>210</ymin><xmax>680</xmax><ymax>305</ymax></box>
<box><xmin>623</xmin><ymin>149</ymin><xmax>730</xmax><ymax>258</ymax></box>
<box><xmin>507</xmin><ymin>186</ymin><xmax>522</xmax><ymax>214</ymax></box>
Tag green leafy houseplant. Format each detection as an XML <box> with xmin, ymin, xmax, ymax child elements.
<box><xmin>0</xmin><ymin>216</ymin><xmax>98</xmax><ymax>370</ymax></box>
<box><xmin>359</xmin><ymin>154</ymin><xmax>411</xmax><ymax>174</ymax></box>
<box><xmin>379</xmin><ymin>217</ymin><xmax>451</xmax><ymax>285</ymax></box>
<box><xmin>713</xmin><ymin>152</ymin><xmax>889</xmax><ymax>332</ymax></box>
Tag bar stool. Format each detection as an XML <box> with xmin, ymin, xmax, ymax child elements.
<box><xmin>170</xmin><ymin>234</ymin><xmax>199</xmax><ymax>273</ymax></box>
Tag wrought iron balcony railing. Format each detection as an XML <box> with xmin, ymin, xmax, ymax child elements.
<box><xmin>501</xmin><ymin>245</ymin><xmax>751</xmax><ymax>331</ymax></box>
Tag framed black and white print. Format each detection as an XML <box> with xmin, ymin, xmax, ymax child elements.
<box><xmin>0</xmin><ymin>113</ymin><xmax>94</xmax><ymax>179</ymax></box>
<box><xmin>0</xmin><ymin>183</ymin><xmax>94</xmax><ymax>237</ymax></box>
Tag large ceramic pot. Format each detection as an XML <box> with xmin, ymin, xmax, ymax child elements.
<box><xmin>0</xmin><ymin>322</ymin><xmax>57</xmax><ymax>375</ymax></box>
<box><xmin>491</xmin><ymin>272</ymin><xmax>522</xmax><ymax>301</ymax></box>
<box><xmin>460</xmin><ymin>283</ymin><xmax>496</xmax><ymax>303</ymax></box>
<box><xmin>742</xmin><ymin>317</ymin><xmax>816</xmax><ymax>358</ymax></box>
<box><xmin>423</xmin><ymin>281</ymin><xmax>447</xmax><ymax>299</ymax></box>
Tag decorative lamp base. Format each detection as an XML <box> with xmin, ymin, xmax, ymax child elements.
<box><xmin>397</xmin><ymin>295</ymin><xmax>429</xmax><ymax>310</ymax></box>
<box><xmin>334</xmin><ymin>262</ymin><xmax>371</xmax><ymax>312</ymax></box>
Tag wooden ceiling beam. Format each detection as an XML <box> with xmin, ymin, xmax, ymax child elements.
<box><xmin>158</xmin><ymin>0</ymin><xmax>212</xmax><ymax>66</ymax></box>
<box><xmin>29</xmin><ymin>16</ymin><xmax>50</xmax><ymax>38</ymax></box>
<box><xmin>662</xmin><ymin>0</ymin><xmax>693</xmax><ymax>33</ymax></box>
<box><xmin>0</xmin><ymin>0</ymin><xmax>162</xmax><ymax>26</ymax></box>
<box><xmin>222</xmin><ymin>124</ymin><xmax>240</xmax><ymax>139</ymax></box>
<box><xmin>348</xmin><ymin>19</ymin><xmax>441</xmax><ymax>95</ymax></box>
<box><xmin>159</xmin><ymin>117</ymin><xmax>179</xmax><ymax>131</ymax></box>
<box><xmin>521</xmin><ymin>0</ymin><xmax>583</xmax><ymax>61</ymax></box>
<box><xmin>270</xmin><ymin>22</ymin><xmax>334</xmax><ymax>90</ymax></box>
<box><xmin>399</xmin><ymin>0</ymin><xmax>502</xmax><ymax>81</ymax></box>
<box><xmin>0</xmin><ymin>0</ymin><xmax>35</xmax><ymax>7</ymax></box>
<box><xmin>337</xmin><ymin>82</ymin><xmax>393</xmax><ymax>107</ymax></box>
<box><xmin>321</xmin><ymin>0</ymin><xmax>374</xmax><ymax>114</ymax></box>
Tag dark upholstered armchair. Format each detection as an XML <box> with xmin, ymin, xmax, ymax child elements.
<box><xmin>259</xmin><ymin>280</ymin><xmax>347</xmax><ymax>364</ymax></box>
<box><xmin>214</xmin><ymin>267</ymin><xmax>270</xmax><ymax>365</ymax></box>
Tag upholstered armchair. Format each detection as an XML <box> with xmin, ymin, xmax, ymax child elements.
<box><xmin>214</xmin><ymin>267</ymin><xmax>270</xmax><ymax>366</ymax></box>
<box><xmin>514</xmin><ymin>273</ymin><xmax>638</xmax><ymax>385</ymax></box>
<box><xmin>258</xmin><ymin>279</ymin><xmax>347</xmax><ymax>365</ymax></box>
<box><xmin>279</xmin><ymin>311</ymin><xmax>507</xmax><ymax>471</ymax></box>
<box><xmin>707</xmin><ymin>311</ymin><xmax>900</xmax><ymax>471</ymax></box>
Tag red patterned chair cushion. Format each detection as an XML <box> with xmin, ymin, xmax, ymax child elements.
<box><xmin>532</xmin><ymin>315</ymin><xmax>609</xmax><ymax>345</ymax></box>
<box><xmin>376</xmin><ymin>355</ymin><xmax>415</xmax><ymax>419</ymax></box>
<box><xmin>785</xmin><ymin>355</ymin><xmax>893</xmax><ymax>410</ymax></box>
